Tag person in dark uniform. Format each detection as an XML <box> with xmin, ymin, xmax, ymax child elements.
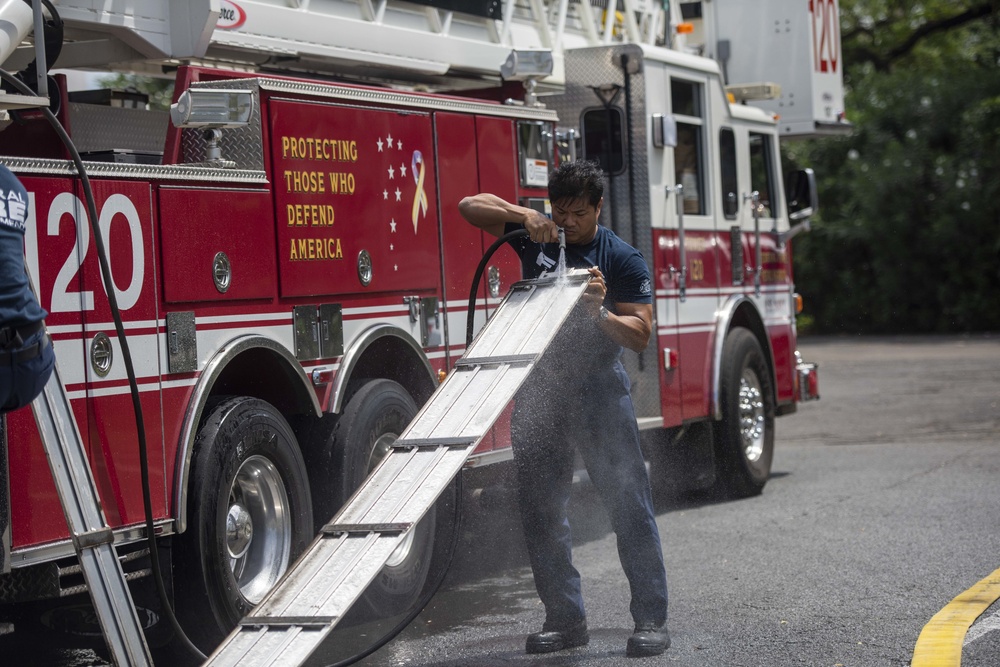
<box><xmin>1</xmin><ymin>163</ymin><xmax>54</xmax><ymax>413</ymax></box>
<box><xmin>458</xmin><ymin>160</ymin><xmax>669</xmax><ymax>658</ymax></box>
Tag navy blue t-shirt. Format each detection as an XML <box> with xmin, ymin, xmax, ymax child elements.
<box><xmin>504</xmin><ymin>222</ymin><xmax>651</xmax><ymax>379</ymax></box>
<box><xmin>0</xmin><ymin>165</ymin><xmax>46</xmax><ymax>328</ymax></box>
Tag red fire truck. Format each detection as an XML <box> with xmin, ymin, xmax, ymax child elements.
<box><xmin>0</xmin><ymin>0</ymin><xmax>832</xmax><ymax>652</ymax></box>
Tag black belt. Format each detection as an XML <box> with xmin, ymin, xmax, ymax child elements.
<box><xmin>0</xmin><ymin>321</ymin><xmax>49</xmax><ymax>365</ymax></box>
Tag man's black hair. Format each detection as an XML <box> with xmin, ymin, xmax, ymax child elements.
<box><xmin>548</xmin><ymin>160</ymin><xmax>605</xmax><ymax>208</ymax></box>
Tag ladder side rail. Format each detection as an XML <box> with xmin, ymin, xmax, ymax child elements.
<box><xmin>31</xmin><ymin>368</ymin><xmax>153</xmax><ymax>666</ymax></box>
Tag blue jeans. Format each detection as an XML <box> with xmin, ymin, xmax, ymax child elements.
<box><xmin>511</xmin><ymin>360</ymin><xmax>668</xmax><ymax>629</ymax></box>
<box><xmin>1</xmin><ymin>327</ymin><xmax>55</xmax><ymax>413</ymax></box>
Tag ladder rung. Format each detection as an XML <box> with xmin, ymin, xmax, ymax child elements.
<box><xmin>240</xmin><ymin>616</ymin><xmax>337</xmax><ymax>628</ymax></box>
<box><xmin>454</xmin><ymin>353</ymin><xmax>537</xmax><ymax>368</ymax></box>
<box><xmin>320</xmin><ymin>522</ymin><xmax>412</xmax><ymax>536</ymax></box>
<box><xmin>392</xmin><ymin>436</ymin><xmax>477</xmax><ymax>449</ymax></box>
<box><xmin>72</xmin><ymin>527</ymin><xmax>115</xmax><ymax>551</ymax></box>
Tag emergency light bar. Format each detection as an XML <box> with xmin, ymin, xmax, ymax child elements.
<box><xmin>725</xmin><ymin>82</ymin><xmax>782</xmax><ymax>103</ymax></box>
<box><xmin>170</xmin><ymin>89</ymin><xmax>254</xmax><ymax>129</ymax></box>
<box><xmin>501</xmin><ymin>49</ymin><xmax>554</xmax><ymax>81</ymax></box>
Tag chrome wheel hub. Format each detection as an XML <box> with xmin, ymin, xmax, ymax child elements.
<box><xmin>738</xmin><ymin>370</ymin><xmax>766</xmax><ymax>462</ymax></box>
<box><xmin>227</xmin><ymin>454</ymin><xmax>292</xmax><ymax>604</ymax></box>
<box><xmin>369</xmin><ymin>433</ymin><xmax>415</xmax><ymax>569</ymax></box>
<box><xmin>226</xmin><ymin>504</ymin><xmax>253</xmax><ymax>560</ymax></box>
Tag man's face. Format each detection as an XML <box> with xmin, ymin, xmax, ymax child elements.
<box><xmin>551</xmin><ymin>196</ymin><xmax>602</xmax><ymax>245</ymax></box>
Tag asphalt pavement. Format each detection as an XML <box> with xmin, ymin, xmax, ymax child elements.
<box><xmin>3</xmin><ymin>334</ymin><xmax>999</xmax><ymax>666</ymax></box>
<box><xmin>338</xmin><ymin>334</ymin><xmax>1000</xmax><ymax>667</ymax></box>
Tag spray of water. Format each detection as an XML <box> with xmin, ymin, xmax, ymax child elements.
<box><xmin>556</xmin><ymin>227</ymin><xmax>568</xmax><ymax>283</ymax></box>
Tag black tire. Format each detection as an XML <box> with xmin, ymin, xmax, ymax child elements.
<box><xmin>175</xmin><ymin>396</ymin><xmax>313</xmax><ymax>651</ymax></box>
<box><xmin>644</xmin><ymin>423</ymin><xmax>717</xmax><ymax>503</ymax></box>
<box><xmin>305</xmin><ymin>379</ymin><xmax>434</xmax><ymax>618</ymax></box>
<box><xmin>714</xmin><ymin>328</ymin><xmax>775</xmax><ymax>498</ymax></box>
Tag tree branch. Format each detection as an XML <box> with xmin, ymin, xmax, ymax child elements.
<box><xmin>886</xmin><ymin>3</ymin><xmax>997</xmax><ymax>64</ymax></box>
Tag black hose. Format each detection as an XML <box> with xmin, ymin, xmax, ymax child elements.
<box><xmin>0</xmin><ymin>69</ymin><xmax>206</xmax><ymax>663</ymax></box>
<box><xmin>466</xmin><ymin>229</ymin><xmax>529</xmax><ymax>347</ymax></box>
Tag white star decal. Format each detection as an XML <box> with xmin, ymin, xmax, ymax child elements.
<box><xmin>383</xmin><ymin>189</ymin><xmax>389</xmax><ymax>200</ymax></box>
<box><xmin>394</xmin><ymin>188</ymin><xmax>402</xmax><ymax>201</ymax></box>
<box><xmin>390</xmin><ymin>219</ymin><xmax>397</xmax><ymax>233</ymax></box>
<box><xmin>394</xmin><ymin>264</ymin><xmax>398</xmax><ymax>271</ymax></box>
<box><xmin>377</xmin><ymin>138</ymin><xmax>384</xmax><ymax>152</ymax></box>
<box><xmin>400</xmin><ymin>163</ymin><xmax>407</xmax><ymax>177</ymax></box>
<box><xmin>386</xmin><ymin>132</ymin><xmax>393</xmax><ymax>147</ymax></box>
<box><xmin>388</xmin><ymin>165</ymin><xmax>395</xmax><ymax>179</ymax></box>
<box><xmin>390</xmin><ymin>243</ymin><xmax>394</xmax><ymax>251</ymax></box>
<box><xmin>396</xmin><ymin>139</ymin><xmax>402</xmax><ymax>150</ymax></box>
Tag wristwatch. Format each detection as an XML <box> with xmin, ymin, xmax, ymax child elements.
<box><xmin>599</xmin><ymin>306</ymin><xmax>610</xmax><ymax>322</ymax></box>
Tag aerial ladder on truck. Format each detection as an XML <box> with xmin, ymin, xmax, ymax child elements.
<box><xmin>0</xmin><ymin>1</ymin><xmax>833</xmax><ymax>664</ymax></box>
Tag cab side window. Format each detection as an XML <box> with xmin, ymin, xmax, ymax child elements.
<box><xmin>671</xmin><ymin>79</ymin><xmax>705</xmax><ymax>215</ymax></box>
<box><xmin>749</xmin><ymin>132</ymin><xmax>778</xmax><ymax>218</ymax></box>
<box><xmin>720</xmin><ymin>128</ymin><xmax>738</xmax><ymax>219</ymax></box>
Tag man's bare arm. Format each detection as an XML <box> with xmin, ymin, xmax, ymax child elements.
<box><xmin>580</xmin><ymin>267</ymin><xmax>653</xmax><ymax>353</ymax></box>
<box><xmin>602</xmin><ymin>302</ymin><xmax>653</xmax><ymax>353</ymax></box>
<box><xmin>458</xmin><ymin>193</ymin><xmax>559</xmax><ymax>243</ymax></box>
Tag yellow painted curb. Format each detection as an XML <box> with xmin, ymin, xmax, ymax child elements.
<box><xmin>912</xmin><ymin>567</ymin><xmax>1000</xmax><ymax>666</ymax></box>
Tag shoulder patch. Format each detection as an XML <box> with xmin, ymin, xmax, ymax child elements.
<box><xmin>640</xmin><ymin>278</ymin><xmax>651</xmax><ymax>295</ymax></box>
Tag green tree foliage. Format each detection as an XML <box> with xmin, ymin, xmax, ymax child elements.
<box><xmin>95</xmin><ymin>73</ymin><xmax>174</xmax><ymax>111</ymax></box>
<box><xmin>785</xmin><ymin>0</ymin><xmax>1000</xmax><ymax>333</ymax></box>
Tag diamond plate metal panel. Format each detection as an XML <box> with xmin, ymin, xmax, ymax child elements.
<box><xmin>165</xmin><ymin>311</ymin><xmax>197</xmax><ymax>373</ymax></box>
<box><xmin>180</xmin><ymin>80</ymin><xmax>266</xmax><ymax>170</ymax></box>
<box><xmin>68</xmin><ymin>104</ymin><xmax>168</xmax><ymax>157</ymax></box>
<box><xmin>546</xmin><ymin>45</ymin><xmax>662</xmax><ymax>420</ymax></box>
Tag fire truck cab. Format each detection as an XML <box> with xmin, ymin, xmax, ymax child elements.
<box><xmin>0</xmin><ymin>0</ymin><xmax>831</xmax><ymax>654</ymax></box>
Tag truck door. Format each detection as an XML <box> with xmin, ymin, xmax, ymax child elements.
<box><xmin>434</xmin><ymin>111</ymin><xmax>487</xmax><ymax>361</ymax></box>
<box><xmin>474</xmin><ymin>116</ymin><xmax>522</xmax><ymax>321</ymax></box>
<box><xmin>76</xmin><ymin>180</ymin><xmax>166</xmax><ymax>528</ymax></box>
<box><xmin>745</xmin><ymin>130</ymin><xmax>796</xmax><ymax>400</ymax></box>
<box><xmin>667</xmin><ymin>75</ymin><xmax>719</xmax><ymax>423</ymax></box>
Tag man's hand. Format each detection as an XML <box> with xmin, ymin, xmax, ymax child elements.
<box><xmin>581</xmin><ymin>266</ymin><xmax>607</xmax><ymax>319</ymax></box>
<box><xmin>523</xmin><ymin>209</ymin><xmax>560</xmax><ymax>244</ymax></box>
<box><xmin>587</xmin><ymin>266</ymin><xmax>653</xmax><ymax>353</ymax></box>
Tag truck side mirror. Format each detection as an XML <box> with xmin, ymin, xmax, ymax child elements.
<box><xmin>651</xmin><ymin>113</ymin><xmax>677</xmax><ymax>148</ymax></box>
<box><xmin>786</xmin><ymin>168</ymin><xmax>818</xmax><ymax>221</ymax></box>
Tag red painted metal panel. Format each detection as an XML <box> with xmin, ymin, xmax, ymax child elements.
<box><xmin>651</xmin><ymin>229</ymin><xmax>682</xmax><ymax>427</ymax></box>
<box><xmin>8</xmin><ymin>177</ymin><xmax>167</xmax><ymax>545</ymax></box>
<box><xmin>474</xmin><ymin>116</ymin><xmax>521</xmax><ymax>292</ymax></box>
<box><xmin>434</xmin><ymin>111</ymin><xmax>484</xmax><ymax>342</ymax></box>
<box><xmin>159</xmin><ymin>187</ymin><xmax>276</xmax><ymax>303</ymax></box>
<box><xmin>268</xmin><ymin>98</ymin><xmax>439</xmax><ymax>297</ymax></box>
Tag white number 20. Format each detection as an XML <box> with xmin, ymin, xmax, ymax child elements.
<box><xmin>24</xmin><ymin>192</ymin><xmax>145</xmax><ymax>313</ymax></box>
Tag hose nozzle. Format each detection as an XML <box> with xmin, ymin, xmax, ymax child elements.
<box><xmin>558</xmin><ymin>227</ymin><xmax>566</xmax><ymax>251</ymax></box>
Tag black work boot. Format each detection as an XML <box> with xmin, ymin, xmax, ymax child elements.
<box><xmin>525</xmin><ymin>619</ymin><xmax>589</xmax><ymax>654</ymax></box>
<box><xmin>626</xmin><ymin>621</ymin><xmax>670</xmax><ymax>657</ymax></box>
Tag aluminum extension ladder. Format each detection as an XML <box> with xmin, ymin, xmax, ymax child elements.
<box><xmin>205</xmin><ymin>269</ymin><xmax>592</xmax><ymax>666</ymax></box>
<box><xmin>31</xmin><ymin>364</ymin><xmax>153</xmax><ymax>666</ymax></box>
